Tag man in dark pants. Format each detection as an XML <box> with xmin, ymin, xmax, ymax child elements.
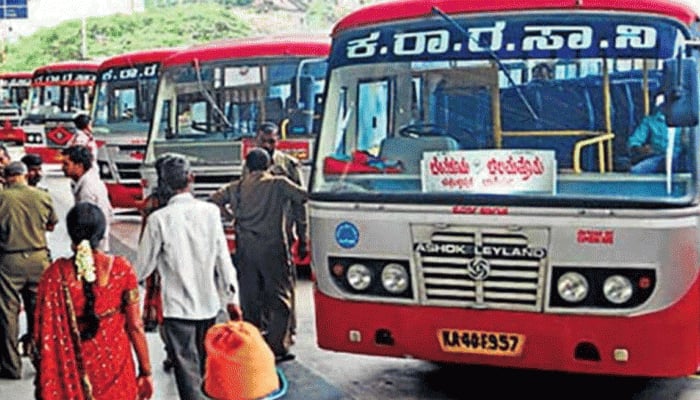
<box><xmin>210</xmin><ymin>148</ymin><xmax>308</xmax><ymax>362</ymax></box>
<box><xmin>245</xmin><ymin>121</ymin><xmax>309</xmax><ymax>343</ymax></box>
<box><xmin>0</xmin><ymin>161</ymin><xmax>57</xmax><ymax>379</ymax></box>
<box><xmin>17</xmin><ymin>153</ymin><xmax>47</xmax><ymax>357</ymax></box>
<box><xmin>0</xmin><ymin>144</ymin><xmax>10</xmax><ymax>187</ymax></box>
<box><xmin>136</xmin><ymin>154</ymin><xmax>241</xmax><ymax>399</ymax></box>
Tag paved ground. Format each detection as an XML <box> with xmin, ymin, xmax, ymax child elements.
<box><xmin>0</xmin><ymin>162</ymin><xmax>347</xmax><ymax>399</ymax></box>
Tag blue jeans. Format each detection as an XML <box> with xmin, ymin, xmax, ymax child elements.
<box><xmin>630</xmin><ymin>154</ymin><xmax>683</xmax><ymax>173</ymax></box>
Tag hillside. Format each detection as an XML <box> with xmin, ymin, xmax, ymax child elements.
<box><xmin>0</xmin><ymin>0</ymin><xmax>368</xmax><ymax>72</ymax></box>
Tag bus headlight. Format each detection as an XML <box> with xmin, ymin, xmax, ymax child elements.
<box><xmin>98</xmin><ymin>161</ymin><xmax>113</xmax><ymax>179</ymax></box>
<box><xmin>346</xmin><ymin>263</ymin><xmax>372</xmax><ymax>291</ymax></box>
<box><xmin>381</xmin><ymin>263</ymin><xmax>409</xmax><ymax>294</ymax></box>
<box><xmin>603</xmin><ymin>275</ymin><xmax>633</xmax><ymax>304</ymax></box>
<box><xmin>557</xmin><ymin>272</ymin><xmax>588</xmax><ymax>303</ymax></box>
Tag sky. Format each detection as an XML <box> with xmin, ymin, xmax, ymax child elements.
<box><xmin>0</xmin><ymin>0</ymin><xmax>144</xmax><ymax>40</ymax></box>
<box><xmin>0</xmin><ymin>0</ymin><xmax>698</xmax><ymax>42</ymax></box>
<box><xmin>673</xmin><ymin>0</ymin><xmax>700</xmax><ymax>14</ymax></box>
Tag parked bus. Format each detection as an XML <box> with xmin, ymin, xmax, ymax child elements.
<box><xmin>0</xmin><ymin>71</ymin><xmax>31</xmax><ymax>144</ymax></box>
<box><xmin>0</xmin><ymin>71</ymin><xmax>31</xmax><ymax>111</ymax></box>
<box><xmin>23</xmin><ymin>60</ymin><xmax>100</xmax><ymax>164</ymax></box>
<box><xmin>141</xmin><ymin>36</ymin><xmax>329</xmax><ymax>262</ymax></box>
<box><xmin>92</xmin><ymin>48</ymin><xmax>180</xmax><ymax>209</ymax></box>
<box><xmin>310</xmin><ymin>0</ymin><xmax>700</xmax><ymax>377</ymax></box>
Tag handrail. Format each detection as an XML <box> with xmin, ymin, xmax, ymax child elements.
<box><xmin>502</xmin><ymin>130</ymin><xmax>607</xmax><ymax>137</ymax></box>
<box><xmin>573</xmin><ymin>133</ymin><xmax>615</xmax><ymax>174</ymax></box>
<box><xmin>279</xmin><ymin>118</ymin><xmax>289</xmax><ymax>140</ymax></box>
<box><xmin>602</xmin><ymin>61</ymin><xmax>613</xmax><ymax>171</ymax></box>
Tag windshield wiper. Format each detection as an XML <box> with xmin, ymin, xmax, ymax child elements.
<box><xmin>192</xmin><ymin>58</ymin><xmax>234</xmax><ymax>131</ymax></box>
<box><xmin>431</xmin><ymin>6</ymin><xmax>539</xmax><ymax>121</ymax></box>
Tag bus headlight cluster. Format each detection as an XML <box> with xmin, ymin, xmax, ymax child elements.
<box><xmin>24</xmin><ymin>133</ymin><xmax>42</xmax><ymax>144</ymax></box>
<box><xmin>98</xmin><ymin>161</ymin><xmax>113</xmax><ymax>180</ymax></box>
<box><xmin>551</xmin><ymin>267</ymin><xmax>655</xmax><ymax>308</ymax></box>
<box><xmin>330</xmin><ymin>257</ymin><xmax>412</xmax><ymax>298</ymax></box>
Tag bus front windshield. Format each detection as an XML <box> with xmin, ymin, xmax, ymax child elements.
<box><xmin>313</xmin><ymin>12</ymin><xmax>697</xmax><ymax>206</ymax></box>
<box><xmin>153</xmin><ymin>58</ymin><xmax>327</xmax><ymax>143</ymax></box>
<box><xmin>92</xmin><ymin>62</ymin><xmax>161</xmax><ymax>135</ymax></box>
<box><xmin>0</xmin><ymin>82</ymin><xmax>29</xmax><ymax>110</ymax></box>
<box><xmin>28</xmin><ymin>84</ymin><xmax>93</xmax><ymax>115</ymax></box>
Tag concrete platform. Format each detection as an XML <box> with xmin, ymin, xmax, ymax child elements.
<box><xmin>0</xmin><ymin>215</ymin><xmax>348</xmax><ymax>399</ymax></box>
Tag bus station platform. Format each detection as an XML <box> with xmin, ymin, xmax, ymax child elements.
<box><xmin>0</xmin><ymin>213</ymin><xmax>348</xmax><ymax>400</ymax></box>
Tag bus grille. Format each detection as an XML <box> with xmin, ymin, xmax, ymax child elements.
<box><xmin>416</xmin><ymin>229</ymin><xmax>546</xmax><ymax>312</ymax></box>
<box><xmin>115</xmin><ymin>161</ymin><xmax>142</xmax><ymax>181</ymax></box>
<box><xmin>106</xmin><ymin>144</ymin><xmax>146</xmax><ymax>184</ymax></box>
<box><xmin>193</xmin><ymin>174</ymin><xmax>239</xmax><ymax>199</ymax></box>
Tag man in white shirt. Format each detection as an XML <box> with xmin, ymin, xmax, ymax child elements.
<box><xmin>136</xmin><ymin>154</ymin><xmax>241</xmax><ymax>400</ymax></box>
<box><xmin>68</xmin><ymin>113</ymin><xmax>98</xmax><ymax>167</ymax></box>
<box><xmin>61</xmin><ymin>145</ymin><xmax>113</xmax><ymax>252</ymax></box>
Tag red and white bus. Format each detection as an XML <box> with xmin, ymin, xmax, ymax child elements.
<box><xmin>0</xmin><ymin>71</ymin><xmax>31</xmax><ymax>110</ymax></box>
<box><xmin>23</xmin><ymin>60</ymin><xmax>100</xmax><ymax>164</ymax></box>
<box><xmin>92</xmin><ymin>48</ymin><xmax>180</xmax><ymax>209</ymax></box>
<box><xmin>310</xmin><ymin>0</ymin><xmax>700</xmax><ymax>377</ymax></box>
<box><xmin>141</xmin><ymin>36</ymin><xmax>329</xmax><ymax>261</ymax></box>
<box><xmin>0</xmin><ymin>71</ymin><xmax>31</xmax><ymax>144</ymax></box>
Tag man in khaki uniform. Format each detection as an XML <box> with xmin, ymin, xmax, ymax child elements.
<box><xmin>244</xmin><ymin>121</ymin><xmax>309</xmax><ymax>257</ymax></box>
<box><xmin>243</xmin><ymin>121</ymin><xmax>309</xmax><ymax>342</ymax></box>
<box><xmin>0</xmin><ymin>144</ymin><xmax>11</xmax><ymax>188</ymax></box>
<box><xmin>210</xmin><ymin>148</ymin><xmax>307</xmax><ymax>362</ymax></box>
<box><xmin>0</xmin><ymin>161</ymin><xmax>57</xmax><ymax>379</ymax></box>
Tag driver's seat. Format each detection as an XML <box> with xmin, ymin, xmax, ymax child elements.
<box><xmin>379</xmin><ymin>136</ymin><xmax>459</xmax><ymax>174</ymax></box>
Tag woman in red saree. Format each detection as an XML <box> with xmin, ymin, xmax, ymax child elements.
<box><xmin>33</xmin><ymin>202</ymin><xmax>154</xmax><ymax>400</ymax></box>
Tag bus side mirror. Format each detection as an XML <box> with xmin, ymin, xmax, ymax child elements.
<box><xmin>299</xmin><ymin>75</ymin><xmax>315</xmax><ymax>112</ymax></box>
<box><xmin>291</xmin><ymin>75</ymin><xmax>315</xmax><ymax>134</ymax></box>
<box><xmin>662</xmin><ymin>58</ymin><xmax>698</xmax><ymax>127</ymax></box>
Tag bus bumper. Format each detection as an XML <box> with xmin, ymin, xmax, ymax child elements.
<box><xmin>314</xmin><ymin>288</ymin><xmax>700</xmax><ymax>377</ymax></box>
<box><xmin>106</xmin><ymin>182</ymin><xmax>143</xmax><ymax>209</ymax></box>
<box><xmin>24</xmin><ymin>146</ymin><xmax>63</xmax><ymax>164</ymax></box>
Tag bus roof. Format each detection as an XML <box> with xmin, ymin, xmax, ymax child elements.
<box><xmin>32</xmin><ymin>60</ymin><xmax>101</xmax><ymax>76</ymax></box>
<box><xmin>0</xmin><ymin>71</ymin><xmax>32</xmax><ymax>80</ymax></box>
<box><xmin>98</xmin><ymin>48</ymin><xmax>183</xmax><ymax>70</ymax></box>
<box><xmin>162</xmin><ymin>36</ymin><xmax>330</xmax><ymax>67</ymax></box>
<box><xmin>332</xmin><ymin>0</ymin><xmax>700</xmax><ymax>35</ymax></box>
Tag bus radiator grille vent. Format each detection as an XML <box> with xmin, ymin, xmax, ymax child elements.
<box><xmin>417</xmin><ymin>230</ymin><xmax>546</xmax><ymax>312</ymax></box>
<box><xmin>114</xmin><ymin>161</ymin><xmax>142</xmax><ymax>181</ymax></box>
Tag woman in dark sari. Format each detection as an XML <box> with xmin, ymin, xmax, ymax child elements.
<box><xmin>33</xmin><ymin>202</ymin><xmax>154</xmax><ymax>399</ymax></box>
<box><xmin>139</xmin><ymin>154</ymin><xmax>177</xmax><ymax>371</ymax></box>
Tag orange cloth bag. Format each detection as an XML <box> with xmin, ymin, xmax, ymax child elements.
<box><xmin>203</xmin><ymin>320</ymin><xmax>279</xmax><ymax>400</ymax></box>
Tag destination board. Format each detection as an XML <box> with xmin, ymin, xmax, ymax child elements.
<box><xmin>0</xmin><ymin>0</ymin><xmax>28</xmax><ymax>19</ymax></box>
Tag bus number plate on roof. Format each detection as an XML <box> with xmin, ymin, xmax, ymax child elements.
<box><xmin>437</xmin><ymin>329</ymin><xmax>525</xmax><ymax>357</ymax></box>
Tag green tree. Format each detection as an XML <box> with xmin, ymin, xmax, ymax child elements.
<box><xmin>1</xmin><ymin>3</ymin><xmax>251</xmax><ymax>72</ymax></box>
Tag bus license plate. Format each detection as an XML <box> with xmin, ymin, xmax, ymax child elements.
<box><xmin>437</xmin><ymin>329</ymin><xmax>525</xmax><ymax>357</ymax></box>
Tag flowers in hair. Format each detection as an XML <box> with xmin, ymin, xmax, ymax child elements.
<box><xmin>75</xmin><ymin>239</ymin><xmax>96</xmax><ymax>283</ymax></box>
